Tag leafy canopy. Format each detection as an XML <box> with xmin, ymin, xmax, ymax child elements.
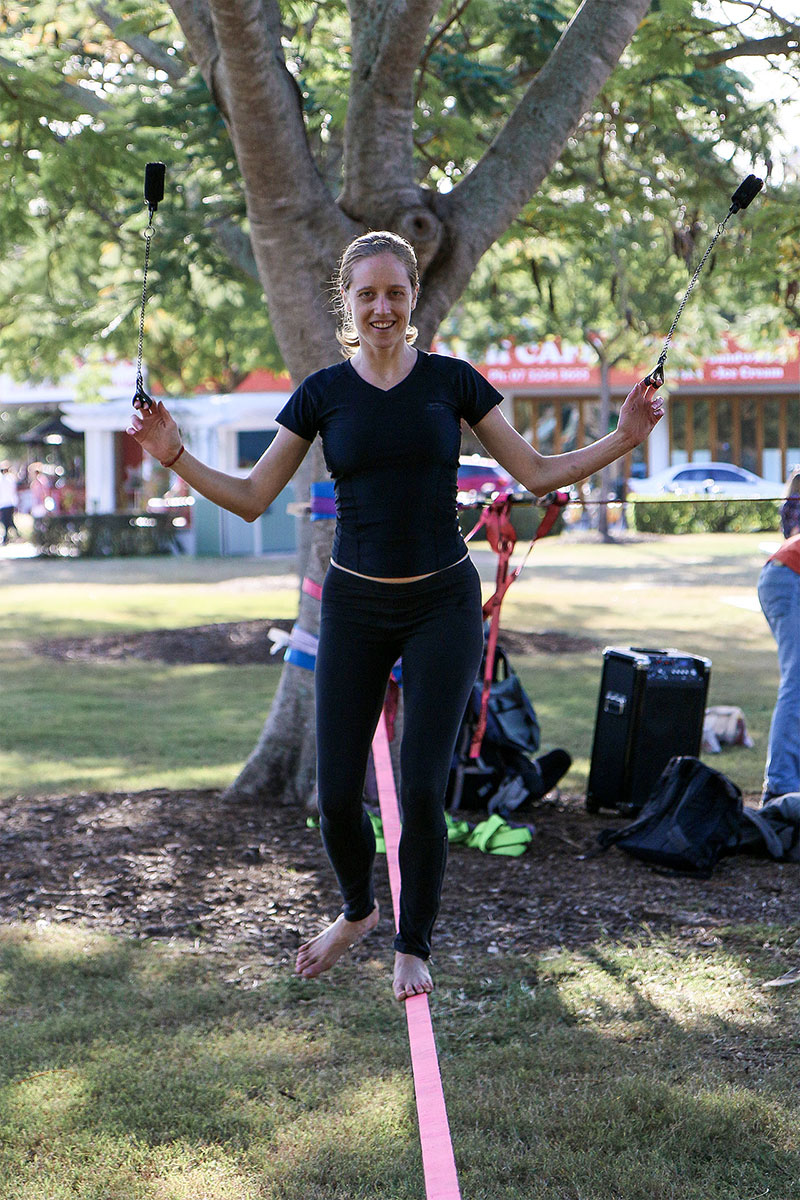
<box><xmin>440</xmin><ymin>0</ymin><xmax>797</xmax><ymax>367</ymax></box>
<box><xmin>0</xmin><ymin>0</ymin><xmax>797</xmax><ymax>394</ymax></box>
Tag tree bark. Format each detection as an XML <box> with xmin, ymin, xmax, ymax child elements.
<box><xmin>164</xmin><ymin>0</ymin><xmax>655</xmax><ymax>805</ymax></box>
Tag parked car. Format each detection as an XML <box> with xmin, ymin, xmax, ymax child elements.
<box><xmin>457</xmin><ymin>455</ymin><xmax>516</xmax><ymax>498</ymax></box>
<box><xmin>627</xmin><ymin>462</ymin><xmax>784</xmax><ymax>499</ymax></box>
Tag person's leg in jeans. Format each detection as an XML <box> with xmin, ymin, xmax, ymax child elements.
<box><xmin>295</xmin><ymin>570</ymin><xmax>398</xmax><ymax>978</ymax></box>
<box><xmin>758</xmin><ymin>560</ymin><xmax>800</xmax><ymax>799</ymax></box>
<box><xmin>393</xmin><ymin>561</ymin><xmax>483</xmax><ymax>998</ymax></box>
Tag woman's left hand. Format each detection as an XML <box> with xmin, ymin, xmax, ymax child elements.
<box><xmin>616</xmin><ymin>378</ymin><xmax>664</xmax><ymax>447</ymax></box>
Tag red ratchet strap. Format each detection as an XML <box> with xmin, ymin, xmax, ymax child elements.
<box><xmin>469</xmin><ymin>491</ymin><xmax>569</xmax><ymax>759</ymax></box>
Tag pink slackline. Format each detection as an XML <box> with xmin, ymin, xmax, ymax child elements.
<box><xmin>371</xmin><ymin>712</ymin><xmax>462</xmax><ymax>1200</ymax></box>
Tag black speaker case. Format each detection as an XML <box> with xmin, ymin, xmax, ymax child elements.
<box><xmin>586</xmin><ymin>646</ymin><xmax>711</xmax><ymax>815</ymax></box>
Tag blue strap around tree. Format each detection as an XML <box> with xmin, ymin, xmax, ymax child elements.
<box><xmin>310</xmin><ymin>480</ymin><xmax>336</xmax><ymax>520</ymax></box>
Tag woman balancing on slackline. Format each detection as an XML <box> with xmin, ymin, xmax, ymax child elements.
<box><xmin>128</xmin><ymin>231</ymin><xmax>663</xmax><ymax>1002</ymax></box>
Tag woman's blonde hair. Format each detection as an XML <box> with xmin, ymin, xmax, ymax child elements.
<box><xmin>334</xmin><ymin>231</ymin><xmax>419</xmax><ymax>357</ymax></box>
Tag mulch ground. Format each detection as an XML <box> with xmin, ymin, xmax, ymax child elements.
<box><xmin>5</xmin><ymin>621</ymin><xmax>798</xmax><ymax>979</ymax></box>
<box><xmin>32</xmin><ymin>619</ymin><xmax>601</xmax><ymax>665</ymax></box>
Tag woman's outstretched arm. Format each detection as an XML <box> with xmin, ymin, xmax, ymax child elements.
<box><xmin>472</xmin><ymin>378</ymin><xmax>663</xmax><ymax>497</ymax></box>
<box><xmin>127</xmin><ymin>400</ymin><xmax>311</xmax><ymax>522</ymax></box>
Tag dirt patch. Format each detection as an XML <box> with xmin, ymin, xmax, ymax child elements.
<box><xmin>1</xmin><ymin>786</ymin><xmax>795</xmax><ymax>978</ymax></box>
<box><xmin>34</xmin><ymin>620</ymin><xmax>602</xmax><ymax>665</ymax></box>
<box><xmin>33</xmin><ymin>619</ymin><xmax>295</xmax><ymax>666</ymax></box>
<box><xmin>8</xmin><ymin>621</ymin><xmax>796</xmax><ymax>978</ymax></box>
<box><xmin>1</xmin><ymin>787</ymin><xmax>796</xmax><ymax>974</ymax></box>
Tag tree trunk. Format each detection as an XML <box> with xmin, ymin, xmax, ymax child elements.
<box><xmin>167</xmin><ymin>0</ymin><xmax>654</xmax><ymax>804</ymax></box>
<box><xmin>224</xmin><ymin>479</ymin><xmax>331</xmax><ymax>806</ymax></box>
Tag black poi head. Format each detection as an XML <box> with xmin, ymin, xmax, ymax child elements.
<box><xmin>144</xmin><ymin>162</ymin><xmax>166</xmax><ymax>212</ymax></box>
<box><xmin>729</xmin><ymin>174</ymin><xmax>763</xmax><ymax>214</ymax></box>
<box><xmin>643</xmin><ymin>172</ymin><xmax>764</xmax><ymax>389</ymax></box>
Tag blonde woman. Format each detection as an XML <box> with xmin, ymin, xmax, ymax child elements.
<box><xmin>128</xmin><ymin>231</ymin><xmax>663</xmax><ymax>1001</ymax></box>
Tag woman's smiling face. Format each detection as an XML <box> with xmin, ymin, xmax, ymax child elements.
<box><xmin>344</xmin><ymin>252</ymin><xmax>418</xmax><ymax>354</ymax></box>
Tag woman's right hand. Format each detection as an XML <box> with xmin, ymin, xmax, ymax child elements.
<box><xmin>126</xmin><ymin>400</ymin><xmax>182</xmax><ymax>466</ymax></box>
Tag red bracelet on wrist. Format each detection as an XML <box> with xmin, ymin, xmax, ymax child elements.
<box><xmin>161</xmin><ymin>445</ymin><xmax>185</xmax><ymax>469</ymax></box>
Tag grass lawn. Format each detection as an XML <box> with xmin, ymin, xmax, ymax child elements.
<box><xmin>1</xmin><ymin>924</ymin><xmax>798</xmax><ymax>1199</ymax></box>
<box><xmin>0</xmin><ymin>553</ymin><xmax>298</xmax><ymax>796</ymax></box>
<box><xmin>0</xmin><ymin>532</ymin><xmax>779</xmax><ymax>797</ymax></box>
<box><xmin>1</xmin><ymin>532</ymin><xmax>798</xmax><ymax>1199</ymax></box>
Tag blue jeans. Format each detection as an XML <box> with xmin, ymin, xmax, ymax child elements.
<box><xmin>758</xmin><ymin>559</ymin><xmax>800</xmax><ymax>797</ymax></box>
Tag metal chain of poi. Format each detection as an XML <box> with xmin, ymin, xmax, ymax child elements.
<box><xmin>133</xmin><ymin>164</ymin><xmax>165</xmax><ymax>407</ymax></box>
<box><xmin>648</xmin><ymin>212</ymin><xmax>732</xmax><ymax>383</ymax></box>
<box><xmin>134</xmin><ymin>217</ymin><xmax>155</xmax><ymax>403</ymax></box>
<box><xmin>644</xmin><ymin>174</ymin><xmax>763</xmax><ymax>387</ymax></box>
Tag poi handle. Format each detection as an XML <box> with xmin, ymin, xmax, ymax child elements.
<box><xmin>642</xmin><ymin>361</ymin><xmax>664</xmax><ymax>389</ymax></box>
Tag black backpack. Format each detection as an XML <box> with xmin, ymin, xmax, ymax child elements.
<box><xmin>447</xmin><ymin>643</ymin><xmax>541</xmax><ymax>811</ymax></box>
<box><xmin>596</xmin><ymin>755</ymin><xmax>742</xmax><ymax>877</ymax></box>
<box><xmin>470</xmin><ymin>644</ymin><xmax>541</xmax><ymax>757</ymax></box>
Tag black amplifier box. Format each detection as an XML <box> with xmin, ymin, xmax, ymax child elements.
<box><xmin>586</xmin><ymin>646</ymin><xmax>711</xmax><ymax>814</ymax></box>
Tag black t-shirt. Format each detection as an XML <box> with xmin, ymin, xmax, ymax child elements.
<box><xmin>276</xmin><ymin>350</ymin><xmax>503</xmax><ymax>576</ymax></box>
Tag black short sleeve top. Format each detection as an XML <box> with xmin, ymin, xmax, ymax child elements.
<box><xmin>275</xmin><ymin>350</ymin><xmax>503</xmax><ymax>576</ymax></box>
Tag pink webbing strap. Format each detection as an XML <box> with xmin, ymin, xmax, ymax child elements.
<box><xmin>371</xmin><ymin>713</ymin><xmax>462</xmax><ymax>1200</ymax></box>
<box><xmin>302</xmin><ymin>576</ymin><xmax>323</xmax><ymax>601</ymax></box>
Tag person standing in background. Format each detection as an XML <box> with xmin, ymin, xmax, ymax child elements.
<box><xmin>0</xmin><ymin>462</ymin><xmax>19</xmax><ymax>544</ymax></box>
<box><xmin>29</xmin><ymin>465</ymin><xmax>51</xmax><ymax>520</ymax></box>
<box><xmin>758</xmin><ymin>530</ymin><xmax>800</xmax><ymax>804</ymax></box>
<box><xmin>780</xmin><ymin>467</ymin><xmax>800</xmax><ymax>538</ymax></box>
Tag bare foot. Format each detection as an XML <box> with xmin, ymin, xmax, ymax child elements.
<box><xmin>295</xmin><ymin>904</ymin><xmax>379</xmax><ymax>979</ymax></box>
<box><xmin>393</xmin><ymin>952</ymin><xmax>433</xmax><ymax>1002</ymax></box>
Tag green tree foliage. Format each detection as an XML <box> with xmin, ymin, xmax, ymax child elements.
<box><xmin>1</xmin><ymin>0</ymin><xmax>798</xmax><ymax>397</ymax></box>
<box><xmin>0</xmin><ymin>1</ymin><xmax>278</xmax><ymax>393</ymax></box>
<box><xmin>440</xmin><ymin>0</ymin><xmax>798</xmax><ymax>370</ymax></box>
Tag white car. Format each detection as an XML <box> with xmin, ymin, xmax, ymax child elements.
<box><xmin>627</xmin><ymin>462</ymin><xmax>784</xmax><ymax>499</ymax></box>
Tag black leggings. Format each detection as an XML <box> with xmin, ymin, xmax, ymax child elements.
<box><xmin>315</xmin><ymin>556</ymin><xmax>484</xmax><ymax>959</ymax></box>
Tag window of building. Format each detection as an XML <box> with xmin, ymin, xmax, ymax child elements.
<box><xmin>237</xmin><ymin>429</ymin><xmax>277</xmax><ymax>470</ymax></box>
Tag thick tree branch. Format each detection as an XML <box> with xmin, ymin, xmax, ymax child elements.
<box><xmin>697</xmin><ymin>33</ymin><xmax>800</xmax><ymax>67</ymax></box>
<box><xmin>93</xmin><ymin>2</ymin><xmax>266</xmax><ymax>290</ymax></box>
<box><xmin>178</xmin><ymin>0</ymin><xmax>355</xmax><ymax>377</ymax></box>
<box><xmin>91</xmin><ymin>4</ymin><xmax>186</xmax><ymax>81</ymax></box>
<box><xmin>341</xmin><ymin>0</ymin><xmax>440</xmax><ymax>243</ymax></box>
<box><xmin>182</xmin><ymin>0</ymin><xmax>340</xmax><ymax>240</ymax></box>
<box><xmin>418</xmin><ymin>0</ymin><xmax>653</xmax><ymax>334</ymax></box>
<box><xmin>169</xmin><ymin>0</ymin><xmax>231</xmax><ymax>118</ymax></box>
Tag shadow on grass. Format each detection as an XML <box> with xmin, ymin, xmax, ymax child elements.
<box><xmin>2</xmin><ymin>925</ymin><xmax>799</xmax><ymax>1200</ymax></box>
<box><xmin>436</xmin><ymin>940</ymin><xmax>800</xmax><ymax>1200</ymax></box>
<box><xmin>0</xmin><ymin>927</ymin><xmax>420</xmax><ymax>1199</ymax></box>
